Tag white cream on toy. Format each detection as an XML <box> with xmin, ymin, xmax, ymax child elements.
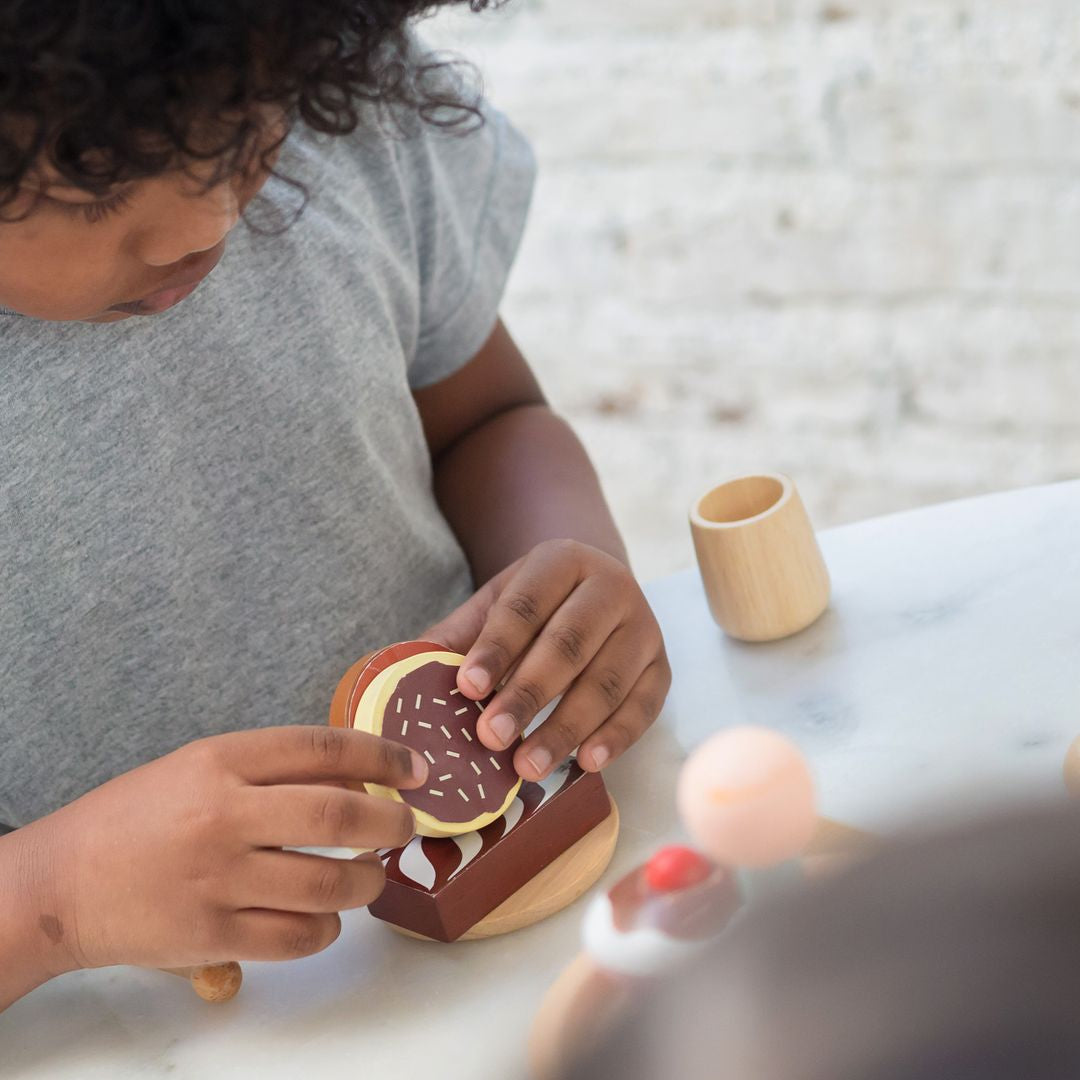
<box><xmin>578</xmin><ymin>727</ymin><xmax>817</xmax><ymax>977</ymax></box>
<box><xmin>582</xmin><ymin>894</ymin><xmax>704</xmax><ymax>977</ymax></box>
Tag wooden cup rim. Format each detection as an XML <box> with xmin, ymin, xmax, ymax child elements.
<box><xmin>689</xmin><ymin>472</ymin><xmax>794</xmax><ymax>530</ymax></box>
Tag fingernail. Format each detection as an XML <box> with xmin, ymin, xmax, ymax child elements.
<box><xmin>411</xmin><ymin>752</ymin><xmax>429</xmax><ymax>784</ymax></box>
<box><xmin>590</xmin><ymin>746</ymin><xmax>610</xmax><ymax>770</ymax></box>
<box><xmin>489</xmin><ymin>713</ymin><xmax>517</xmax><ymax>747</ymax></box>
<box><xmin>525</xmin><ymin>747</ymin><xmax>552</xmax><ymax>778</ymax></box>
<box><xmin>462</xmin><ymin>665</ymin><xmax>491</xmax><ymax>696</ymax></box>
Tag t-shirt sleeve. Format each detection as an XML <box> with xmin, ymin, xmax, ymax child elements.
<box><xmin>399</xmin><ymin>102</ymin><xmax>536</xmax><ymax>389</ymax></box>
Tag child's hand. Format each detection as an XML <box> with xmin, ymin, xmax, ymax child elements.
<box><xmin>26</xmin><ymin>727</ymin><xmax>426</xmax><ymax>972</ymax></box>
<box><xmin>424</xmin><ymin>539</ymin><xmax>671</xmax><ymax>780</ymax></box>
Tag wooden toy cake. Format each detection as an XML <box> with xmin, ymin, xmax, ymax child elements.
<box><xmin>331</xmin><ymin>640</ymin><xmax>520</xmax><ymax>836</ymax></box>
<box><xmin>148</xmin><ymin>641</ymin><xmax>620</xmax><ymax>998</ymax></box>
<box><xmin>331</xmin><ymin>641</ymin><xmax>620</xmax><ymax>941</ymax></box>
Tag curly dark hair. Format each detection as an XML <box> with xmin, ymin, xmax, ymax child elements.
<box><xmin>0</xmin><ymin>0</ymin><xmax>495</xmax><ymax>216</ymax></box>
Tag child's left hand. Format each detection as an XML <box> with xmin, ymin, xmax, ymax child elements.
<box><xmin>423</xmin><ymin>539</ymin><xmax>671</xmax><ymax>781</ymax></box>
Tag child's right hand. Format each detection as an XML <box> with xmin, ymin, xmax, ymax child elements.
<box><xmin>22</xmin><ymin>726</ymin><xmax>427</xmax><ymax>972</ymax></box>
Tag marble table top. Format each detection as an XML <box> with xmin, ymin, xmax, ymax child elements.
<box><xmin>4</xmin><ymin>480</ymin><xmax>1079</xmax><ymax>1078</ymax></box>
<box><xmin>653</xmin><ymin>478</ymin><xmax>1080</xmax><ymax>831</ymax></box>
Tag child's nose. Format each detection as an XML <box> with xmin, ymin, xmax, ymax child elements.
<box><xmin>137</xmin><ymin>182</ymin><xmax>241</xmax><ymax>267</ymax></box>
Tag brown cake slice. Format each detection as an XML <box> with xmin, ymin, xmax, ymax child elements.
<box><xmin>369</xmin><ymin>759</ymin><xmax>612</xmax><ymax>942</ymax></box>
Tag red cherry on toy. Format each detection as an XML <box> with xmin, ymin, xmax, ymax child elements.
<box><xmin>644</xmin><ymin>845</ymin><xmax>713</xmax><ymax>892</ymax></box>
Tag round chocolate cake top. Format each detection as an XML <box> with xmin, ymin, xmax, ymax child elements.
<box><xmin>380</xmin><ymin>660</ymin><xmax>518</xmax><ymax>823</ymax></box>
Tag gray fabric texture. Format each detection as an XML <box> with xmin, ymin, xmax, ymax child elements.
<box><xmin>0</xmin><ymin>104</ymin><xmax>535</xmax><ymax>831</ymax></box>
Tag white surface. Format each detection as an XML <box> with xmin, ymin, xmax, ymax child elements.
<box><xmin>5</xmin><ymin>481</ymin><xmax>1080</xmax><ymax>1077</ymax></box>
<box><xmin>652</xmin><ymin>478</ymin><xmax>1080</xmax><ymax>830</ymax></box>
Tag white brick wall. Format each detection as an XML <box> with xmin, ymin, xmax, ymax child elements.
<box><xmin>426</xmin><ymin>0</ymin><xmax>1080</xmax><ymax>579</ymax></box>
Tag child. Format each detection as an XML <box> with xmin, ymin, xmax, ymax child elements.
<box><xmin>564</xmin><ymin>800</ymin><xmax>1080</xmax><ymax>1080</ymax></box>
<box><xmin>0</xmin><ymin>2</ymin><xmax>670</xmax><ymax>1010</ymax></box>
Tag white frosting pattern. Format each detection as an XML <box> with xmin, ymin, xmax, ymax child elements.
<box><xmin>535</xmin><ymin>766</ymin><xmax>569</xmax><ymax>809</ymax></box>
<box><xmin>501</xmin><ymin>795</ymin><xmax>525</xmax><ymax>835</ymax></box>
<box><xmin>397</xmin><ymin>837</ymin><xmax>437</xmax><ymax>890</ymax></box>
<box><xmin>447</xmin><ymin>830</ymin><xmax>484</xmax><ymax>881</ymax></box>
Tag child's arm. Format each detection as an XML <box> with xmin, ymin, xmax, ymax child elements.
<box><xmin>414</xmin><ymin>320</ymin><xmax>671</xmax><ymax>783</ymax></box>
<box><xmin>415</xmin><ymin>319</ymin><xmax>628</xmax><ymax>578</ymax></box>
<box><xmin>0</xmin><ymin>728</ymin><xmax>426</xmax><ymax>1011</ymax></box>
<box><xmin>0</xmin><ymin>829</ymin><xmax>72</xmax><ymax>1010</ymax></box>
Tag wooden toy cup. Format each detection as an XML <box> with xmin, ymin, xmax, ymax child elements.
<box><xmin>689</xmin><ymin>473</ymin><xmax>830</xmax><ymax>642</ymax></box>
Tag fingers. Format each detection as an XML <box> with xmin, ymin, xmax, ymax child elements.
<box><xmin>512</xmin><ymin>627</ymin><xmax>656</xmax><ymax>779</ymax></box>
<box><xmin>230</xmin><ymin>850</ymin><xmax>387</xmax><ymax>914</ymax></box>
<box><xmin>473</xmin><ymin>571</ymin><xmax>627</xmax><ymax>754</ymax></box>
<box><xmin>426</xmin><ymin>539</ymin><xmax>668</xmax><ymax>782</ymax></box>
<box><xmin>225</xmin><ymin>909</ymin><xmax>344</xmax><ymax>962</ymax></box>
<box><xmin>420</xmin><ymin>565</ymin><xmax>513</xmax><ymax>655</ymax></box>
<box><xmin>576</xmin><ymin>659</ymin><xmax>672</xmax><ymax>773</ymax></box>
<box><xmin>236</xmin><ymin>785</ymin><xmax>416</xmax><ymax>850</ymax></box>
<box><xmin>456</xmin><ymin>542</ymin><xmax>587</xmax><ymax>701</ymax></box>
<box><xmin>202</xmin><ymin>726</ymin><xmax>428</xmax><ymax>789</ymax></box>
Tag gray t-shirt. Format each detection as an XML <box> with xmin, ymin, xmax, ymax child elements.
<box><xmin>0</xmin><ymin>104</ymin><xmax>535</xmax><ymax>830</ymax></box>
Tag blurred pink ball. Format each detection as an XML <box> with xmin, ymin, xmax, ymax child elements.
<box><xmin>676</xmin><ymin>727</ymin><xmax>816</xmax><ymax>868</ymax></box>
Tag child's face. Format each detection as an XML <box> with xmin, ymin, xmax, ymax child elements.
<box><xmin>1</xmin><ymin>120</ymin><xmax>280</xmax><ymax>323</ymax></box>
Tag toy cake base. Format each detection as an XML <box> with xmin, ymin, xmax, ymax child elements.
<box><xmin>530</xmin><ymin>952</ymin><xmax>633</xmax><ymax>1080</ymax></box>
<box><xmin>392</xmin><ymin>797</ymin><xmax>620</xmax><ymax>943</ymax></box>
<box><xmin>371</xmin><ymin>759</ymin><xmax>614</xmax><ymax>941</ymax></box>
